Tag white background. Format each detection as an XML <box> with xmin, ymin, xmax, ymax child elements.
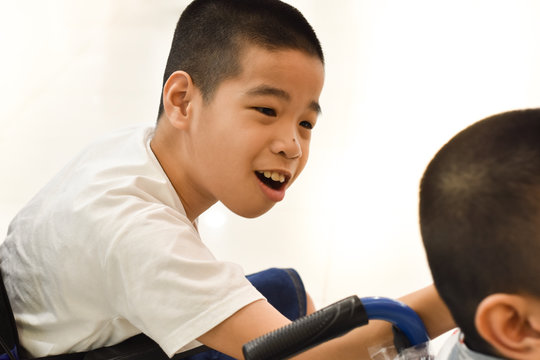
<box><xmin>2</xmin><ymin>0</ymin><xmax>540</xmax><ymax>348</ymax></box>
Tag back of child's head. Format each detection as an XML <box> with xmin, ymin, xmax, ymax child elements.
<box><xmin>419</xmin><ymin>109</ymin><xmax>540</xmax><ymax>355</ymax></box>
<box><xmin>157</xmin><ymin>0</ymin><xmax>324</xmax><ymax>120</ymax></box>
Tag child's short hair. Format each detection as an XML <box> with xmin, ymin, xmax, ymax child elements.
<box><xmin>419</xmin><ymin>109</ymin><xmax>540</xmax><ymax>355</ymax></box>
<box><xmin>157</xmin><ymin>0</ymin><xmax>324</xmax><ymax>119</ymax></box>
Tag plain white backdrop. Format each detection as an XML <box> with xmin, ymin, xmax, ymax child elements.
<box><xmin>2</xmin><ymin>0</ymin><xmax>540</xmax><ymax>348</ymax></box>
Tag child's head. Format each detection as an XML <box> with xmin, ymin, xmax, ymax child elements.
<box><xmin>151</xmin><ymin>0</ymin><xmax>325</xmax><ymax>220</ymax></box>
<box><xmin>419</xmin><ymin>109</ymin><xmax>540</xmax><ymax>359</ymax></box>
<box><xmin>157</xmin><ymin>0</ymin><xmax>324</xmax><ymax>119</ymax></box>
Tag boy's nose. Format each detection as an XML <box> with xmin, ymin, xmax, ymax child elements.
<box><xmin>270</xmin><ymin>132</ymin><xmax>302</xmax><ymax>159</ymax></box>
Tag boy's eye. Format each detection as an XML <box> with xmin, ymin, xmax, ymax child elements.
<box><xmin>254</xmin><ymin>107</ymin><xmax>276</xmax><ymax>117</ymax></box>
<box><xmin>299</xmin><ymin>120</ymin><xmax>314</xmax><ymax>130</ymax></box>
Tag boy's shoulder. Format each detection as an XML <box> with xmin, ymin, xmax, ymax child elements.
<box><xmin>9</xmin><ymin>123</ymin><xmax>188</xmax><ymax>241</ymax></box>
<box><xmin>37</xmin><ymin>124</ymin><xmax>164</xmax><ymax>201</ymax></box>
<box><xmin>58</xmin><ymin>123</ymin><xmax>183</xmax><ymax>211</ymax></box>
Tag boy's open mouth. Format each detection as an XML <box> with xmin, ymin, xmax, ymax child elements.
<box><xmin>255</xmin><ymin>170</ymin><xmax>288</xmax><ymax>190</ymax></box>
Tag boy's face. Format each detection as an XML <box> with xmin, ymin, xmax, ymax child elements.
<box><xmin>186</xmin><ymin>45</ymin><xmax>324</xmax><ymax>218</ymax></box>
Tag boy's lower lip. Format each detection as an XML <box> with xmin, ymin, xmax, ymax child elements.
<box><xmin>256</xmin><ymin>176</ymin><xmax>286</xmax><ymax>202</ymax></box>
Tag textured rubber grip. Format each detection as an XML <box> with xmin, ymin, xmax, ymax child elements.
<box><xmin>242</xmin><ymin>295</ymin><xmax>368</xmax><ymax>360</ymax></box>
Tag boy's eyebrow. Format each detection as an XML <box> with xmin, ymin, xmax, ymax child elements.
<box><xmin>245</xmin><ymin>84</ymin><xmax>322</xmax><ymax>114</ymax></box>
<box><xmin>309</xmin><ymin>100</ymin><xmax>322</xmax><ymax>115</ymax></box>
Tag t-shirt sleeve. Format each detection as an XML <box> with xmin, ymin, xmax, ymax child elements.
<box><xmin>101</xmin><ymin>203</ymin><xmax>264</xmax><ymax>357</ymax></box>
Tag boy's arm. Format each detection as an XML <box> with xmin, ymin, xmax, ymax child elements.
<box><xmin>398</xmin><ymin>284</ymin><xmax>455</xmax><ymax>338</ymax></box>
<box><xmin>197</xmin><ymin>284</ymin><xmax>455</xmax><ymax>360</ymax></box>
<box><xmin>197</xmin><ymin>298</ymin><xmax>293</xmax><ymax>359</ymax></box>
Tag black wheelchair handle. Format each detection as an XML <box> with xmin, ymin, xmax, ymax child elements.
<box><xmin>242</xmin><ymin>295</ymin><xmax>368</xmax><ymax>360</ymax></box>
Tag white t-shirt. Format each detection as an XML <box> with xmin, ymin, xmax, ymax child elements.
<box><xmin>0</xmin><ymin>125</ymin><xmax>264</xmax><ymax>358</ymax></box>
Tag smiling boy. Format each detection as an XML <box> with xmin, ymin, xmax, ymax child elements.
<box><xmin>0</xmin><ymin>0</ymin><xmax>453</xmax><ymax>359</ymax></box>
<box><xmin>151</xmin><ymin>45</ymin><xmax>323</xmax><ymax>220</ymax></box>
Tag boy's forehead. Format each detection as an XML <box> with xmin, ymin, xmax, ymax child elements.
<box><xmin>234</xmin><ymin>43</ymin><xmax>324</xmax><ymax>88</ymax></box>
<box><xmin>230</xmin><ymin>45</ymin><xmax>324</xmax><ymax>113</ymax></box>
<box><xmin>237</xmin><ymin>42</ymin><xmax>324</xmax><ymax>73</ymax></box>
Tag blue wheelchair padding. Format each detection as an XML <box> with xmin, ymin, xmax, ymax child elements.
<box><xmin>246</xmin><ymin>268</ymin><xmax>307</xmax><ymax>321</ymax></box>
<box><xmin>361</xmin><ymin>296</ymin><xmax>430</xmax><ymax>346</ymax></box>
<box><xmin>0</xmin><ymin>347</ymin><xmax>18</xmax><ymax>360</ymax></box>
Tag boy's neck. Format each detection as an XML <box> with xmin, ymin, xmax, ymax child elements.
<box><xmin>150</xmin><ymin>119</ymin><xmax>217</xmax><ymax>222</ymax></box>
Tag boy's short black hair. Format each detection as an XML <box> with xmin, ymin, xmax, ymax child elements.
<box><xmin>419</xmin><ymin>109</ymin><xmax>540</xmax><ymax>355</ymax></box>
<box><xmin>157</xmin><ymin>0</ymin><xmax>324</xmax><ymax>120</ymax></box>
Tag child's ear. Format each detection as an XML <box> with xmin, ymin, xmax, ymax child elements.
<box><xmin>162</xmin><ymin>71</ymin><xmax>196</xmax><ymax>130</ymax></box>
<box><xmin>475</xmin><ymin>293</ymin><xmax>540</xmax><ymax>360</ymax></box>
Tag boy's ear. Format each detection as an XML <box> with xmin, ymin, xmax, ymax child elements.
<box><xmin>475</xmin><ymin>293</ymin><xmax>540</xmax><ymax>360</ymax></box>
<box><xmin>162</xmin><ymin>71</ymin><xmax>196</xmax><ymax>130</ymax></box>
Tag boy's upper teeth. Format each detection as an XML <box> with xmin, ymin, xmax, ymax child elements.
<box><xmin>260</xmin><ymin>171</ymin><xmax>286</xmax><ymax>183</ymax></box>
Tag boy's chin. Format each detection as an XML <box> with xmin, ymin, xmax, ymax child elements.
<box><xmin>224</xmin><ymin>202</ymin><xmax>276</xmax><ymax>219</ymax></box>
